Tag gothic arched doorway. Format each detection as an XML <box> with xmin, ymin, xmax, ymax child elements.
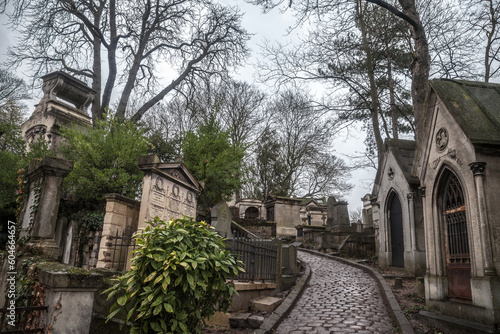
<box><xmin>389</xmin><ymin>193</ymin><xmax>404</xmax><ymax>267</ymax></box>
<box><xmin>443</xmin><ymin>171</ymin><xmax>472</xmax><ymax>300</ymax></box>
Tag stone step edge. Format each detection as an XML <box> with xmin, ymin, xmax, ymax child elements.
<box><xmin>252</xmin><ymin>263</ymin><xmax>312</xmax><ymax>334</ymax></box>
<box><xmin>299</xmin><ymin>248</ymin><xmax>415</xmax><ymax>334</ymax></box>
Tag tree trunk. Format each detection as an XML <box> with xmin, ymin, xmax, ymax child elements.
<box><xmin>101</xmin><ymin>0</ymin><xmax>118</xmax><ymax>117</ymax></box>
<box><xmin>90</xmin><ymin>13</ymin><xmax>103</xmax><ymax>125</ymax></box>
<box><xmin>357</xmin><ymin>0</ymin><xmax>385</xmax><ymax>164</ymax></box>
<box><xmin>387</xmin><ymin>54</ymin><xmax>399</xmax><ymax>139</ymax></box>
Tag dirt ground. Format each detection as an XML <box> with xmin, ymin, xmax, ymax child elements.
<box><xmin>376</xmin><ymin>267</ymin><xmax>443</xmax><ymax>334</ymax></box>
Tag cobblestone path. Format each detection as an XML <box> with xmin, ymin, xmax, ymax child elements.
<box><xmin>275</xmin><ymin>251</ymin><xmax>396</xmax><ymax>334</ymax></box>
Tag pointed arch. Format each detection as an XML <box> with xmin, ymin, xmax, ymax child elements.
<box><xmin>435</xmin><ymin>165</ymin><xmax>472</xmax><ymax>300</ymax></box>
<box><xmin>386</xmin><ymin>189</ymin><xmax>404</xmax><ymax>268</ymax></box>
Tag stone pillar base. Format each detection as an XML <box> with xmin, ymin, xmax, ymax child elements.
<box><xmin>26</xmin><ymin>238</ymin><xmax>61</xmax><ymax>260</ymax></box>
<box><xmin>38</xmin><ymin>261</ymin><xmax>103</xmax><ymax>334</ymax></box>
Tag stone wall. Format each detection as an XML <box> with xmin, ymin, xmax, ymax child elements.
<box><xmin>96</xmin><ymin>194</ymin><xmax>140</xmax><ymax>269</ymax></box>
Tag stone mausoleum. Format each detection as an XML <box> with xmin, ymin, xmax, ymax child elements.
<box><xmin>372</xmin><ymin>139</ymin><xmax>426</xmax><ymax>276</ymax></box>
<box><xmin>417</xmin><ymin>79</ymin><xmax>500</xmax><ymax>326</ymax></box>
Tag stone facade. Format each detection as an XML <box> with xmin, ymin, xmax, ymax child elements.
<box><xmin>19</xmin><ymin>156</ymin><xmax>73</xmax><ymax>259</ymax></box>
<box><xmin>232</xmin><ymin>198</ymin><xmax>266</xmax><ymax>220</ymax></box>
<box><xmin>299</xmin><ymin>199</ymin><xmax>327</xmax><ymax>227</ymax></box>
<box><xmin>21</xmin><ymin>71</ymin><xmax>94</xmax><ymax>157</ymax></box>
<box><xmin>137</xmin><ymin>154</ymin><xmax>202</xmax><ymax>229</ymax></box>
<box><xmin>96</xmin><ymin>194</ymin><xmax>141</xmax><ymax>269</ymax></box>
<box><xmin>264</xmin><ymin>196</ymin><xmax>303</xmax><ymax>237</ymax></box>
<box><xmin>417</xmin><ymin>80</ymin><xmax>500</xmax><ymax>326</ymax></box>
<box><xmin>372</xmin><ymin>139</ymin><xmax>426</xmax><ymax>276</ymax></box>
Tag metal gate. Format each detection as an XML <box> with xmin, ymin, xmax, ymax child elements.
<box><xmin>444</xmin><ymin>173</ymin><xmax>471</xmax><ymax>300</ymax></box>
<box><xmin>389</xmin><ymin>193</ymin><xmax>404</xmax><ymax>268</ymax></box>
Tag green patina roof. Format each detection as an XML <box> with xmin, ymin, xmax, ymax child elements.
<box><xmin>430</xmin><ymin>79</ymin><xmax>500</xmax><ymax>146</ymax></box>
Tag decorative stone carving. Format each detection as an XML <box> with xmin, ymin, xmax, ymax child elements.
<box><xmin>435</xmin><ymin>127</ymin><xmax>449</xmax><ymax>151</ymax></box>
<box><xmin>469</xmin><ymin>162</ymin><xmax>486</xmax><ymax>176</ymax></box>
<box><xmin>388</xmin><ymin>167</ymin><xmax>395</xmax><ymax>180</ymax></box>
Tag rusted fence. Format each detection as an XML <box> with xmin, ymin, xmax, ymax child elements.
<box><xmin>228</xmin><ymin>236</ymin><xmax>280</xmax><ymax>282</ymax></box>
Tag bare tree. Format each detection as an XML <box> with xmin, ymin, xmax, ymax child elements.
<box><xmin>247</xmin><ymin>89</ymin><xmax>352</xmax><ymax>199</ymax></box>
<box><xmin>248</xmin><ymin>0</ymin><xmax>430</xmax><ymax>158</ymax></box>
<box><xmin>0</xmin><ymin>69</ymin><xmax>29</xmax><ymax>109</ymax></box>
<box><xmin>464</xmin><ymin>0</ymin><xmax>500</xmax><ymax>82</ymax></box>
<box><xmin>5</xmin><ymin>0</ymin><xmax>250</xmax><ymax>123</ymax></box>
<box><xmin>256</xmin><ymin>1</ymin><xmax>414</xmax><ymax>162</ymax></box>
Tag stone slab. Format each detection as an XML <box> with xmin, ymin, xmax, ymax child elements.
<box><xmin>229</xmin><ymin>313</ymin><xmax>250</xmax><ymax>328</ymax></box>
<box><xmin>248</xmin><ymin>314</ymin><xmax>265</xmax><ymax>329</ymax></box>
<box><xmin>250</xmin><ymin>296</ymin><xmax>283</xmax><ymax>314</ymax></box>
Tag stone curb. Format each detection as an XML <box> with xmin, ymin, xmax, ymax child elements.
<box><xmin>252</xmin><ymin>264</ymin><xmax>312</xmax><ymax>334</ymax></box>
<box><xmin>300</xmin><ymin>248</ymin><xmax>415</xmax><ymax>334</ymax></box>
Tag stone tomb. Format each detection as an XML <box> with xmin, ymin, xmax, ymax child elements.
<box><xmin>137</xmin><ymin>155</ymin><xmax>202</xmax><ymax>228</ymax></box>
<box><xmin>417</xmin><ymin>79</ymin><xmax>500</xmax><ymax>327</ymax></box>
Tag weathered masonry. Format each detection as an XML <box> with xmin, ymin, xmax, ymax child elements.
<box><xmin>372</xmin><ymin>139</ymin><xmax>426</xmax><ymax>276</ymax></box>
<box><xmin>418</xmin><ymin>79</ymin><xmax>500</xmax><ymax>326</ymax></box>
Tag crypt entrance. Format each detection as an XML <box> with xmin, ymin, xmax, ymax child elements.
<box><xmin>440</xmin><ymin>169</ymin><xmax>472</xmax><ymax>300</ymax></box>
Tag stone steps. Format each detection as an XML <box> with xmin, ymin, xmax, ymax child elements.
<box><xmin>229</xmin><ymin>296</ymin><xmax>283</xmax><ymax>329</ymax></box>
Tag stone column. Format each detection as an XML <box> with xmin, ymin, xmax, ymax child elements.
<box><xmin>420</xmin><ymin>187</ymin><xmax>432</xmax><ymax>275</ymax></box>
<box><xmin>21</xmin><ymin>157</ymin><xmax>73</xmax><ymax>259</ymax></box>
<box><xmin>469</xmin><ymin>162</ymin><xmax>496</xmax><ymax>276</ymax></box>
<box><xmin>407</xmin><ymin>192</ymin><xmax>417</xmax><ymax>252</ymax></box>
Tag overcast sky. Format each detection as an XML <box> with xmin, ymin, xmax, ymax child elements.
<box><xmin>0</xmin><ymin>2</ymin><xmax>374</xmax><ymax>212</ymax></box>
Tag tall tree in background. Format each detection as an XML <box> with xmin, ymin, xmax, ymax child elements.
<box><xmin>182</xmin><ymin>112</ymin><xmax>245</xmax><ymax>220</ymax></box>
<box><xmin>143</xmin><ymin>77</ymin><xmax>267</xmax><ymax>161</ymax></box>
<box><xmin>246</xmin><ymin>89</ymin><xmax>352</xmax><ymax>199</ymax></box>
<box><xmin>464</xmin><ymin>0</ymin><xmax>500</xmax><ymax>82</ymax></box>
<box><xmin>4</xmin><ymin>0</ymin><xmax>249</xmax><ymax>123</ymax></box>
<box><xmin>257</xmin><ymin>1</ymin><xmax>414</xmax><ymax>162</ymax></box>
<box><xmin>249</xmin><ymin>0</ymin><xmax>430</xmax><ymax>160</ymax></box>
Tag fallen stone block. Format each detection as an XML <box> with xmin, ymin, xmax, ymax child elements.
<box><xmin>229</xmin><ymin>313</ymin><xmax>250</xmax><ymax>328</ymax></box>
<box><xmin>247</xmin><ymin>314</ymin><xmax>265</xmax><ymax>329</ymax></box>
<box><xmin>250</xmin><ymin>296</ymin><xmax>283</xmax><ymax>314</ymax></box>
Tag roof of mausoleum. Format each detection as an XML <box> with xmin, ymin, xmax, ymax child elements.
<box><xmin>373</xmin><ymin>138</ymin><xmax>419</xmax><ymax>196</ymax></box>
<box><xmin>385</xmin><ymin>139</ymin><xmax>419</xmax><ymax>185</ymax></box>
<box><xmin>430</xmin><ymin>79</ymin><xmax>500</xmax><ymax>146</ymax></box>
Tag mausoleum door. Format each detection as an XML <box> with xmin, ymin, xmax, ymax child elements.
<box><xmin>389</xmin><ymin>194</ymin><xmax>404</xmax><ymax>268</ymax></box>
<box><xmin>443</xmin><ymin>173</ymin><xmax>472</xmax><ymax>300</ymax></box>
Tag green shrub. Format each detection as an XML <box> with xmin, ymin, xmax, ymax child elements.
<box><xmin>104</xmin><ymin>217</ymin><xmax>244</xmax><ymax>333</ymax></box>
<box><xmin>60</xmin><ymin>112</ymin><xmax>150</xmax><ymax>204</ymax></box>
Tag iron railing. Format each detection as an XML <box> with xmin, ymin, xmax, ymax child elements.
<box><xmin>0</xmin><ymin>298</ymin><xmax>47</xmax><ymax>333</ymax></box>
<box><xmin>107</xmin><ymin>229</ymin><xmax>138</xmax><ymax>271</ymax></box>
<box><xmin>229</xmin><ymin>235</ymin><xmax>279</xmax><ymax>282</ymax></box>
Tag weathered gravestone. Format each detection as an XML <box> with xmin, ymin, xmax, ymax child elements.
<box><xmin>325</xmin><ymin>196</ymin><xmax>350</xmax><ymax>231</ymax></box>
<box><xmin>211</xmin><ymin>201</ymin><xmax>232</xmax><ymax>238</ymax></box>
<box><xmin>137</xmin><ymin>154</ymin><xmax>202</xmax><ymax>229</ymax></box>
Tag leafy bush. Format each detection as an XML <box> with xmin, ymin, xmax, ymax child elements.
<box><xmin>182</xmin><ymin>115</ymin><xmax>245</xmax><ymax>220</ymax></box>
<box><xmin>60</xmin><ymin>112</ymin><xmax>150</xmax><ymax>204</ymax></box>
<box><xmin>104</xmin><ymin>217</ymin><xmax>244</xmax><ymax>333</ymax></box>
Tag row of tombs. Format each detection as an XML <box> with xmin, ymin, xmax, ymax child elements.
<box><xmin>365</xmin><ymin>79</ymin><xmax>500</xmax><ymax>327</ymax></box>
<box><xmin>8</xmin><ymin>71</ymin><xmax>500</xmax><ymax>328</ymax></box>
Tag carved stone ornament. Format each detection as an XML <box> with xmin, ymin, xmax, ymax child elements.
<box><xmin>436</xmin><ymin>127</ymin><xmax>449</xmax><ymax>151</ymax></box>
<box><xmin>185</xmin><ymin>191</ymin><xmax>194</xmax><ymax>203</ymax></box>
<box><xmin>388</xmin><ymin>167</ymin><xmax>395</xmax><ymax>180</ymax></box>
<box><xmin>171</xmin><ymin>184</ymin><xmax>180</xmax><ymax>198</ymax></box>
<box><xmin>153</xmin><ymin>175</ymin><xmax>165</xmax><ymax>192</ymax></box>
<box><xmin>469</xmin><ymin>162</ymin><xmax>486</xmax><ymax>176</ymax></box>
